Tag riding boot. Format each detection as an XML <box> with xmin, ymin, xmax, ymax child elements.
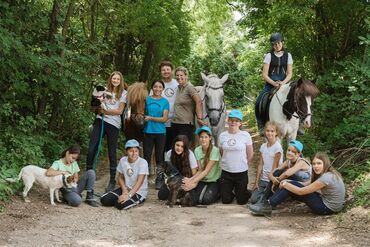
<box><xmin>85</xmin><ymin>190</ymin><xmax>99</xmax><ymax>207</ymax></box>
<box><xmin>249</xmin><ymin>195</ymin><xmax>272</xmax><ymax>216</ymax></box>
<box><xmin>105</xmin><ymin>177</ymin><xmax>116</xmax><ymax>192</ymax></box>
<box><xmin>155</xmin><ymin>164</ymin><xmax>164</xmax><ymax>190</ymax></box>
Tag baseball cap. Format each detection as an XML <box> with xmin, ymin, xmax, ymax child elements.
<box><xmin>195</xmin><ymin>126</ymin><xmax>212</xmax><ymax>135</ymax></box>
<box><xmin>228</xmin><ymin>109</ymin><xmax>243</xmax><ymax>121</ymax></box>
<box><xmin>125</xmin><ymin>139</ymin><xmax>141</xmax><ymax>149</ymax></box>
<box><xmin>289</xmin><ymin>140</ymin><xmax>303</xmax><ymax>153</ymax></box>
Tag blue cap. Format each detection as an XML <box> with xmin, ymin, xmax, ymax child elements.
<box><xmin>289</xmin><ymin>140</ymin><xmax>303</xmax><ymax>153</ymax></box>
<box><xmin>125</xmin><ymin>139</ymin><xmax>141</xmax><ymax>149</ymax></box>
<box><xmin>228</xmin><ymin>109</ymin><xmax>243</xmax><ymax>121</ymax></box>
<box><xmin>195</xmin><ymin>126</ymin><xmax>212</xmax><ymax>135</ymax></box>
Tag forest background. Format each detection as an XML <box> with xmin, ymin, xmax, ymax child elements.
<box><xmin>0</xmin><ymin>0</ymin><xmax>368</xmax><ymax>208</ymax></box>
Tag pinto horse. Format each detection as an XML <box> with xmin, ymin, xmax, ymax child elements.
<box><xmin>269</xmin><ymin>78</ymin><xmax>319</xmax><ymax>143</ymax></box>
<box><xmin>123</xmin><ymin>82</ymin><xmax>148</xmax><ymax>143</ymax></box>
<box><xmin>196</xmin><ymin>73</ymin><xmax>228</xmax><ymax>145</ymax></box>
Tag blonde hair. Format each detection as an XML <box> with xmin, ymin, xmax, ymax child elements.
<box><xmin>264</xmin><ymin>121</ymin><xmax>280</xmax><ymax>136</ymax></box>
<box><xmin>107</xmin><ymin>71</ymin><xmax>128</xmax><ymax>100</ymax></box>
<box><xmin>127</xmin><ymin>82</ymin><xmax>148</xmax><ymax>114</ymax></box>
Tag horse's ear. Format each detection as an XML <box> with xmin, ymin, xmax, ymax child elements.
<box><xmin>221</xmin><ymin>74</ymin><xmax>229</xmax><ymax>84</ymax></box>
<box><xmin>201</xmin><ymin>72</ymin><xmax>209</xmax><ymax>84</ymax></box>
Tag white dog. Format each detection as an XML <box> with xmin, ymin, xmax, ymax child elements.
<box><xmin>6</xmin><ymin>165</ymin><xmax>76</xmax><ymax>205</ymax></box>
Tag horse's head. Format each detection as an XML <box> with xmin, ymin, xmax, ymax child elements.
<box><xmin>125</xmin><ymin>81</ymin><xmax>148</xmax><ymax>131</ymax></box>
<box><xmin>294</xmin><ymin>78</ymin><xmax>320</xmax><ymax>128</ymax></box>
<box><xmin>201</xmin><ymin>73</ymin><xmax>228</xmax><ymax>126</ymax></box>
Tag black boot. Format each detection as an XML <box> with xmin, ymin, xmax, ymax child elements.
<box><xmin>249</xmin><ymin>196</ymin><xmax>272</xmax><ymax>216</ymax></box>
<box><xmin>105</xmin><ymin>177</ymin><xmax>116</xmax><ymax>192</ymax></box>
<box><xmin>85</xmin><ymin>191</ymin><xmax>99</xmax><ymax>207</ymax></box>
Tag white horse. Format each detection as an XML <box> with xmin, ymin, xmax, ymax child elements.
<box><xmin>196</xmin><ymin>73</ymin><xmax>228</xmax><ymax>145</ymax></box>
<box><xmin>269</xmin><ymin>78</ymin><xmax>319</xmax><ymax>144</ymax></box>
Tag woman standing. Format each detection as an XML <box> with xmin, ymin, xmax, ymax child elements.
<box><xmin>218</xmin><ymin>109</ymin><xmax>254</xmax><ymax>205</ymax></box>
<box><xmin>86</xmin><ymin>71</ymin><xmax>128</xmax><ymax>192</ymax></box>
<box><xmin>143</xmin><ymin>80</ymin><xmax>169</xmax><ymax>190</ymax></box>
<box><xmin>250</xmin><ymin>152</ymin><xmax>345</xmax><ymax>215</ymax></box>
<box><xmin>255</xmin><ymin>32</ymin><xmax>293</xmax><ymax>131</ymax></box>
<box><xmin>171</xmin><ymin>66</ymin><xmax>204</xmax><ymax>146</ymax></box>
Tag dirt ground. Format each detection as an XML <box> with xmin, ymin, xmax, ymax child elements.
<box><xmin>0</xmin><ymin>133</ymin><xmax>369</xmax><ymax>247</ymax></box>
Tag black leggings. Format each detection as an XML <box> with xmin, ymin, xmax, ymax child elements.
<box><xmin>100</xmin><ymin>188</ymin><xmax>145</xmax><ymax>210</ymax></box>
<box><xmin>86</xmin><ymin>118</ymin><xmax>119</xmax><ymax>178</ymax></box>
<box><xmin>171</xmin><ymin>123</ymin><xmax>195</xmax><ymax>145</ymax></box>
<box><xmin>143</xmin><ymin>133</ymin><xmax>166</xmax><ymax>173</ymax></box>
<box><xmin>220</xmin><ymin>170</ymin><xmax>249</xmax><ymax>205</ymax></box>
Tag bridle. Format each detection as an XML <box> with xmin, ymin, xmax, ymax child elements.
<box><xmin>202</xmin><ymin>84</ymin><xmax>226</xmax><ymax>127</ymax></box>
<box><xmin>275</xmin><ymin>83</ymin><xmax>311</xmax><ymax>121</ymax></box>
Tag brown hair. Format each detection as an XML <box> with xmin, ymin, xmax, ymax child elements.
<box><xmin>159</xmin><ymin>60</ymin><xmax>174</xmax><ymax>71</ymax></box>
<box><xmin>61</xmin><ymin>145</ymin><xmax>80</xmax><ymax>160</ymax></box>
<box><xmin>170</xmin><ymin>135</ymin><xmax>192</xmax><ymax>178</ymax></box>
<box><xmin>311</xmin><ymin>152</ymin><xmax>342</xmax><ymax>183</ymax></box>
<box><xmin>107</xmin><ymin>71</ymin><xmax>128</xmax><ymax>100</ymax></box>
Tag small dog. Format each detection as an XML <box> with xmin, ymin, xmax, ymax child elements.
<box><xmin>91</xmin><ymin>85</ymin><xmax>112</xmax><ymax>112</ymax></box>
<box><xmin>6</xmin><ymin>165</ymin><xmax>76</xmax><ymax>205</ymax></box>
<box><xmin>162</xmin><ymin>162</ymin><xmax>195</xmax><ymax>208</ymax></box>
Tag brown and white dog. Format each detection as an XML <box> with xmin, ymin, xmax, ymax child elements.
<box><xmin>6</xmin><ymin>165</ymin><xmax>76</xmax><ymax>205</ymax></box>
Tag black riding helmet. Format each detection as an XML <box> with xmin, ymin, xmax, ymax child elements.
<box><xmin>270</xmin><ymin>32</ymin><xmax>284</xmax><ymax>44</ymax></box>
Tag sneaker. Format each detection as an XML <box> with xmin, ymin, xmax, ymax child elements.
<box><xmin>249</xmin><ymin>201</ymin><xmax>272</xmax><ymax>216</ymax></box>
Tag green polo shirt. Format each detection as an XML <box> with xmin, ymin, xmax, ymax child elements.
<box><xmin>172</xmin><ymin>82</ymin><xmax>198</xmax><ymax>125</ymax></box>
<box><xmin>50</xmin><ymin>159</ymin><xmax>80</xmax><ymax>175</ymax></box>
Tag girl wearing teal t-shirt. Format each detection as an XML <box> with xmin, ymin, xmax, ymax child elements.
<box><xmin>182</xmin><ymin>126</ymin><xmax>221</xmax><ymax>205</ymax></box>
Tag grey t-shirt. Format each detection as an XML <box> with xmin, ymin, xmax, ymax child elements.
<box><xmin>318</xmin><ymin>172</ymin><xmax>345</xmax><ymax>212</ymax></box>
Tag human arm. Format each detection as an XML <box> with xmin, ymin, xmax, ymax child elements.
<box><xmin>280</xmin><ymin>179</ymin><xmax>326</xmax><ymax>196</ymax></box>
<box><xmin>246</xmin><ymin>144</ymin><xmax>253</xmax><ymax>167</ymax></box>
<box><xmin>277</xmin><ymin>160</ymin><xmax>309</xmax><ymax>181</ymax></box>
<box><xmin>192</xmin><ymin>93</ymin><xmax>205</xmax><ymax>126</ymax></box>
<box><xmin>253</xmin><ymin>156</ymin><xmax>263</xmax><ymax>191</ymax></box>
<box><xmin>117</xmin><ymin>172</ymin><xmax>130</xmax><ymax>203</ymax></box>
<box><xmin>280</xmin><ymin>63</ymin><xmax>292</xmax><ymax>85</ymax></box>
<box><xmin>99</xmin><ymin>102</ymin><xmax>126</xmax><ymax>116</ymax></box>
<box><xmin>144</xmin><ymin>109</ymin><xmax>168</xmax><ymax>123</ymax></box>
<box><xmin>183</xmin><ymin>159</ymin><xmax>216</xmax><ymax>191</ymax></box>
<box><xmin>269</xmin><ymin>160</ymin><xmax>288</xmax><ymax>184</ymax></box>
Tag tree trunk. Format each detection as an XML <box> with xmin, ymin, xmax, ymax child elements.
<box><xmin>139</xmin><ymin>41</ymin><xmax>155</xmax><ymax>81</ymax></box>
<box><xmin>37</xmin><ymin>0</ymin><xmax>60</xmax><ymax>115</ymax></box>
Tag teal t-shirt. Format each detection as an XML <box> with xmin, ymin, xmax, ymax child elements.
<box><xmin>50</xmin><ymin>159</ymin><xmax>80</xmax><ymax>175</ymax></box>
<box><xmin>144</xmin><ymin>96</ymin><xmax>170</xmax><ymax>134</ymax></box>
<box><xmin>194</xmin><ymin>146</ymin><xmax>221</xmax><ymax>182</ymax></box>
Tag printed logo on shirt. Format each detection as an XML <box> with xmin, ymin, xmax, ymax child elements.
<box><xmin>164</xmin><ymin>88</ymin><xmax>175</xmax><ymax>97</ymax></box>
<box><xmin>227</xmin><ymin>138</ymin><xmax>237</xmax><ymax>146</ymax></box>
<box><xmin>126</xmin><ymin>168</ymin><xmax>134</xmax><ymax>177</ymax></box>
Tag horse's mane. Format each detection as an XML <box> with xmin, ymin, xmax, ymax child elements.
<box><xmin>127</xmin><ymin>82</ymin><xmax>148</xmax><ymax>113</ymax></box>
<box><xmin>295</xmin><ymin>79</ymin><xmax>320</xmax><ymax>98</ymax></box>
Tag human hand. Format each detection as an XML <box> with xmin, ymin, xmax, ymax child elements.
<box><xmin>252</xmin><ymin>182</ymin><xmax>259</xmax><ymax>191</ymax></box>
<box><xmin>144</xmin><ymin>115</ymin><xmax>151</xmax><ymax>122</ymax></box>
<box><xmin>197</xmin><ymin>118</ymin><xmax>205</xmax><ymax>126</ymax></box>
<box><xmin>118</xmin><ymin>193</ymin><xmax>129</xmax><ymax>204</ymax></box>
<box><xmin>181</xmin><ymin>180</ymin><xmax>197</xmax><ymax>191</ymax></box>
<box><xmin>272</xmin><ymin>176</ymin><xmax>280</xmax><ymax>186</ymax></box>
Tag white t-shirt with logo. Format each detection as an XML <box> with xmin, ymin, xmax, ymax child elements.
<box><xmin>259</xmin><ymin>141</ymin><xmax>283</xmax><ymax>181</ymax></box>
<box><xmin>218</xmin><ymin>131</ymin><xmax>253</xmax><ymax>173</ymax></box>
<box><xmin>97</xmin><ymin>91</ymin><xmax>127</xmax><ymax>129</ymax></box>
<box><xmin>162</xmin><ymin>79</ymin><xmax>178</xmax><ymax>127</ymax></box>
<box><xmin>117</xmin><ymin>156</ymin><xmax>149</xmax><ymax>198</ymax></box>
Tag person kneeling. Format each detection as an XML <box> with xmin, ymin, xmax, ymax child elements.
<box><xmin>100</xmin><ymin>139</ymin><xmax>149</xmax><ymax>210</ymax></box>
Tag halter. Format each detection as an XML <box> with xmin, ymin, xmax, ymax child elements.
<box><xmin>275</xmin><ymin>82</ymin><xmax>311</xmax><ymax>121</ymax></box>
<box><xmin>202</xmin><ymin>84</ymin><xmax>226</xmax><ymax>127</ymax></box>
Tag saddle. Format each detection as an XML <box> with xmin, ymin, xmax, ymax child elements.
<box><xmin>256</xmin><ymin>90</ymin><xmax>274</xmax><ymax>127</ymax></box>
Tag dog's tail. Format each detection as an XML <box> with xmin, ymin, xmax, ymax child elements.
<box><xmin>5</xmin><ymin>168</ymin><xmax>23</xmax><ymax>183</ymax></box>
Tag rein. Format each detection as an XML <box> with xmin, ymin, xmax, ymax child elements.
<box><xmin>201</xmin><ymin>84</ymin><xmax>226</xmax><ymax>126</ymax></box>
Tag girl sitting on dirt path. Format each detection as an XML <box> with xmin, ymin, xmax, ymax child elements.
<box><xmin>46</xmin><ymin>145</ymin><xmax>99</xmax><ymax>207</ymax></box>
<box><xmin>250</xmin><ymin>121</ymin><xmax>283</xmax><ymax>204</ymax></box>
<box><xmin>218</xmin><ymin>109</ymin><xmax>254</xmax><ymax>205</ymax></box>
<box><xmin>100</xmin><ymin>139</ymin><xmax>149</xmax><ymax>210</ymax></box>
<box><xmin>250</xmin><ymin>152</ymin><xmax>345</xmax><ymax>215</ymax></box>
<box><xmin>157</xmin><ymin>135</ymin><xmax>198</xmax><ymax>200</ymax></box>
<box><xmin>181</xmin><ymin>126</ymin><xmax>221</xmax><ymax>205</ymax></box>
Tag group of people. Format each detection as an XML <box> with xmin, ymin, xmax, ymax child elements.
<box><xmin>43</xmin><ymin>32</ymin><xmax>345</xmax><ymax>216</ymax></box>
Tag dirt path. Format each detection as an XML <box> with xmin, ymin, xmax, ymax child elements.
<box><xmin>0</xmin><ymin>134</ymin><xmax>369</xmax><ymax>247</ymax></box>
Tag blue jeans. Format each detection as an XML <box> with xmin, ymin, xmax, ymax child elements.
<box><xmin>250</xmin><ymin>180</ymin><xmax>269</xmax><ymax>204</ymax></box>
<box><xmin>269</xmin><ymin>180</ymin><xmax>335</xmax><ymax>215</ymax></box>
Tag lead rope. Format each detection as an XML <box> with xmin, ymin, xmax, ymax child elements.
<box><xmin>92</xmin><ymin>114</ymin><xmax>104</xmax><ymax>198</ymax></box>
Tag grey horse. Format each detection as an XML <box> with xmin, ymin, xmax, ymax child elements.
<box><xmin>196</xmin><ymin>72</ymin><xmax>228</xmax><ymax>145</ymax></box>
